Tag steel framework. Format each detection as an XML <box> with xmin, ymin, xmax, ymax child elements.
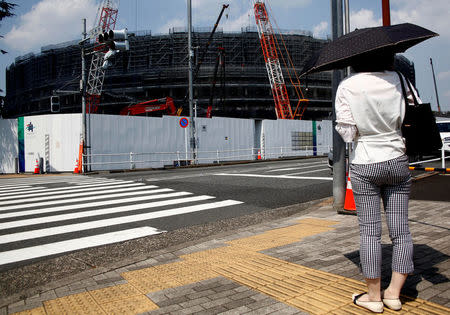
<box><xmin>254</xmin><ymin>0</ymin><xmax>293</xmax><ymax>119</ymax></box>
<box><xmin>86</xmin><ymin>0</ymin><xmax>119</xmax><ymax>113</ymax></box>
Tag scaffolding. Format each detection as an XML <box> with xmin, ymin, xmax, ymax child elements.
<box><xmin>4</xmin><ymin>29</ymin><xmax>335</xmax><ymax>120</ymax></box>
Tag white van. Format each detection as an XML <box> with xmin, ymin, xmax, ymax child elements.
<box><xmin>437</xmin><ymin>120</ymin><xmax>450</xmax><ymax>152</ymax></box>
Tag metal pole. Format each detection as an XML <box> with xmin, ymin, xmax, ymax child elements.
<box><xmin>382</xmin><ymin>0</ymin><xmax>391</xmax><ymax>26</ymax></box>
<box><xmin>430</xmin><ymin>58</ymin><xmax>442</xmax><ymax>113</ymax></box>
<box><xmin>331</xmin><ymin>0</ymin><xmax>346</xmax><ymax>212</ymax></box>
<box><xmin>81</xmin><ymin>18</ymin><xmax>87</xmax><ymax>173</ymax></box>
<box><xmin>343</xmin><ymin>0</ymin><xmax>351</xmax><ymax>77</ymax></box>
<box><xmin>187</xmin><ymin>0</ymin><xmax>196</xmax><ymax>163</ymax></box>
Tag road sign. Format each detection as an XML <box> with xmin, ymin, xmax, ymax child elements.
<box><xmin>179</xmin><ymin>118</ymin><xmax>189</xmax><ymax>128</ymax></box>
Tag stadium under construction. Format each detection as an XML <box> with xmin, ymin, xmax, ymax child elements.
<box><xmin>3</xmin><ymin>26</ymin><xmax>416</xmax><ymax>120</ymax></box>
<box><xmin>3</xmin><ymin>26</ymin><xmax>335</xmax><ymax>120</ymax></box>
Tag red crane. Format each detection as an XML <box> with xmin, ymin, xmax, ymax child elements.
<box><xmin>119</xmin><ymin>97</ymin><xmax>177</xmax><ymax>116</ymax></box>
<box><xmin>254</xmin><ymin>0</ymin><xmax>294</xmax><ymax>119</ymax></box>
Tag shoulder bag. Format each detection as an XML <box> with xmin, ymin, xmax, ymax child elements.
<box><xmin>396</xmin><ymin>71</ymin><xmax>442</xmax><ymax>156</ymax></box>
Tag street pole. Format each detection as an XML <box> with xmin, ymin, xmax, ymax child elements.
<box><xmin>81</xmin><ymin>18</ymin><xmax>87</xmax><ymax>173</ymax></box>
<box><xmin>382</xmin><ymin>0</ymin><xmax>391</xmax><ymax>26</ymax></box>
<box><xmin>187</xmin><ymin>0</ymin><xmax>196</xmax><ymax>163</ymax></box>
<box><xmin>331</xmin><ymin>0</ymin><xmax>346</xmax><ymax>212</ymax></box>
<box><xmin>430</xmin><ymin>58</ymin><xmax>442</xmax><ymax>113</ymax></box>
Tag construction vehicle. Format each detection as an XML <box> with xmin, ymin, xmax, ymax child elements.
<box><xmin>119</xmin><ymin>97</ymin><xmax>176</xmax><ymax>116</ymax></box>
<box><xmin>253</xmin><ymin>0</ymin><xmax>308</xmax><ymax>119</ymax></box>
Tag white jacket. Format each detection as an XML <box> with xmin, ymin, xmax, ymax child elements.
<box><xmin>335</xmin><ymin>71</ymin><xmax>420</xmax><ymax>164</ymax></box>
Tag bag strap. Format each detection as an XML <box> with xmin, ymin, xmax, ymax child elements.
<box><xmin>395</xmin><ymin>71</ymin><xmax>419</xmax><ymax>106</ymax></box>
<box><xmin>395</xmin><ymin>71</ymin><xmax>409</xmax><ymax>108</ymax></box>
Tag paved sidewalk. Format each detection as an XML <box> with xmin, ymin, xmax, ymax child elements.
<box><xmin>2</xmin><ymin>197</ymin><xmax>449</xmax><ymax>315</ymax></box>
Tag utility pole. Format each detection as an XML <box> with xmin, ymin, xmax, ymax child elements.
<box><xmin>331</xmin><ymin>0</ymin><xmax>346</xmax><ymax>213</ymax></box>
<box><xmin>81</xmin><ymin>18</ymin><xmax>87</xmax><ymax>173</ymax></box>
<box><xmin>187</xmin><ymin>0</ymin><xmax>196</xmax><ymax>162</ymax></box>
<box><xmin>382</xmin><ymin>0</ymin><xmax>391</xmax><ymax>26</ymax></box>
<box><xmin>430</xmin><ymin>58</ymin><xmax>442</xmax><ymax>113</ymax></box>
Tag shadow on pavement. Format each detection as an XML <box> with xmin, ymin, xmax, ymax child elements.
<box><xmin>344</xmin><ymin>244</ymin><xmax>449</xmax><ymax>298</ymax></box>
<box><xmin>411</xmin><ymin>174</ymin><xmax>450</xmax><ymax>202</ymax></box>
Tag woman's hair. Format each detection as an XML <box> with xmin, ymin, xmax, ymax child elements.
<box><xmin>351</xmin><ymin>52</ymin><xmax>395</xmax><ymax>73</ymax></box>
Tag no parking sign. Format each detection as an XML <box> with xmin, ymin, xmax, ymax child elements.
<box><xmin>179</xmin><ymin>118</ymin><xmax>189</xmax><ymax>128</ymax></box>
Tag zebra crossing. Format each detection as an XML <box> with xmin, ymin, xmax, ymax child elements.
<box><xmin>0</xmin><ymin>175</ymin><xmax>243</xmax><ymax>269</ymax></box>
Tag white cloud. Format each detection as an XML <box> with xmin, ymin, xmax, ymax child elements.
<box><xmin>156</xmin><ymin>17</ymin><xmax>186</xmax><ymax>34</ymax></box>
<box><xmin>391</xmin><ymin>0</ymin><xmax>450</xmax><ymax>39</ymax></box>
<box><xmin>350</xmin><ymin>9</ymin><xmax>381</xmax><ymax>30</ymax></box>
<box><xmin>312</xmin><ymin>21</ymin><xmax>328</xmax><ymax>38</ymax></box>
<box><xmin>267</xmin><ymin>0</ymin><xmax>312</xmax><ymax>9</ymax></box>
<box><xmin>3</xmin><ymin>0</ymin><xmax>98</xmax><ymax>53</ymax></box>
<box><xmin>438</xmin><ymin>71</ymin><xmax>450</xmax><ymax>80</ymax></box>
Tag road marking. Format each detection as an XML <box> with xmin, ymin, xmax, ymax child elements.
<box><xmin>0</xmin><ymin>186</ymin><xmax>46</xmax><ymax>194</ymax></box>
<box><xmin>0</xmin><ymin>181</ymin><xmax>138</xmax><ymax>199</ymax></box>
<box><xmin>0</xmin><ymin>191</ymin><xmax>192</xmax><ymax>219</ymax></box>
<box><xmin>0</xmin><ymin>227</ymin><xmax>164</xmax><ymax>266</ymax></box>
<box><xmin>0</xmin><ymin>200</ymin><xmax>243</xmax><ymax>244</ymax></box>
<box><xmin>0</xmin><ymin>183</ymin><xmax>148</xmax><ymax>205</ymax></box>
<box><xmin>285</xmin><ymin>168</ymin><xmax>330</xmax><ymax>176</ymax></box>
<box><xmin>214</xmin><ymin>173</ymin><xmax>333</xmax><ymax>181</ymax></box>
<box><xmin>0</xmin><ymin>187</ymin><xmax>170</xmax><ymax>212</ymax></box>
<box><xmin>0</xmin><ymin>195</ymin><xmax>216</xmax><ymax>230</ymax></box>
<box><xmin>265</xmin><ymin>161</ymin><xmax>327</xmax><ymax>172</ymax></box>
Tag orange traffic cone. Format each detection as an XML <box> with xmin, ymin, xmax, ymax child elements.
<box><xmin>34</xmin><ymin>159</ymin><xmax>40</xmax><ymax>174</ymax></box>
<box><xmin>74</xmin><ymin>159</ymin><xmax>79</xmax><ymax>174</ymax></box>
<box><xmin>344</xmin><ymin>175</ymin><xmax>356</xmax><ymax>211</ymax></box>
<box><xmin>257</xmin><ymin>149</ymin><xmax>261</xmax><ymax>160</ymax></box>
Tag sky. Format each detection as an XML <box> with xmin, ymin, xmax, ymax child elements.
<box><xmin>0</xmin><ymin>0</ymin><xmax>449</xmax><ymax>112</ymax></box>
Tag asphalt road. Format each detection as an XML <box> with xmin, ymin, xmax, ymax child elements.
<box><xmin>0</xmin><ymin>157</ymin><xmax>448</xmax><ymax>298</ymax></box>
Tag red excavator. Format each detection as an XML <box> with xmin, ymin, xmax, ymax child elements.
<box><xmin>119</xmin><ymin>97</ymin><xmax>177</xmax><ymax>116</ymax></box>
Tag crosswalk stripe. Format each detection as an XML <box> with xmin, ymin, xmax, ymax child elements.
<box><xmin>0</xmin><ymin>187</ymin><xmax>169</xmax><ymax>212</ymax></box>
<box><xmin>0</xmin><ymin>183</ymin><xmax>148</xmax><ymax>205</ymax></box>
<box><xmin>0</xmin><ymin>191</ymin><xmax>192</xmax><ymax>219</ymax></box>
<box><xmin>0</xmin><ymin>199</ymin><xmax>242</xmax><ymax>245</ymax></box>
<box><xmin>0</xmin><ymin>184</ymin><xmax>34</xmax><ymax>189</ymax></box>
<box><xmin>0</xmin><ymin>180</ymin><xmax>137</xmax><ymax>199</ymax></box>
<box><xmin>214</xmin><ymin>173</ymin><xmax>333</xmax><ymax>181</ymax></box>
<box><xmin>0</xmin><ymin>195</ymin><xmax>216</xmax><ymax>230</ymax></box>
<box><xmin>0</xmin><ymin>186</ymin><xmax>46</xmax><ymax>194</ymax></box>
<box><xmin>0</xmin><ymin>227</ymin><xmax>164</xmax><ymax>266</ymax></box>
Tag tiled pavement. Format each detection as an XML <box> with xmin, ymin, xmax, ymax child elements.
<box><xmin>2</xmin><ymin>197</ymin><xmax>449</xmax><ymax>315</ymax></box>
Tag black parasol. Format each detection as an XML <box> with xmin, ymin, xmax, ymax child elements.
<box><xmin>300</xmin><ymin>23</ymin><xmax>438</xmax><ymax>76</ymax></box>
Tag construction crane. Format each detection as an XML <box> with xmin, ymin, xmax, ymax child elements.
<box><xmin>119</xmin><ymin>97</ymin><xmax>177</xmax><ymax>116</ymax></box>
<box><xmin>253</xmin><ymin>0</ymin><xmax>307</xmax><ymax>119</ymax></box>
<box><xmin>85</xmin><ymin>0</ymin><xmax>119</xmax><ymax>114</ymax></box>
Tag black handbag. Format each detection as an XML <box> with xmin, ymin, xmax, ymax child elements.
<box><xmin>396</xmin><ymin>71</ymin><xmax>442</xmax><ymax>156</ymax></box>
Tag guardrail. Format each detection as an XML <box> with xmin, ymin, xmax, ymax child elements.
<box><xmin>409</xmin><ymin>149</ymin><xmax>449</xmax><ymax>172</ymax></box>
<box><xmin>83</xmin><ymin>145</ymin><xmax>331</xmax><ymax>171</ymax></box>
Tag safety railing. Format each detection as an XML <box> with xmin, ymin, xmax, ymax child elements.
<box><xmin>409</xmin><ymin>149</ymin><xmax>449</xmax><ymax>172</ymax></box>
<box><xmin>83</xmin><ymin>145</ymin><xmax>331</xmax><ymax>171</ymax></box>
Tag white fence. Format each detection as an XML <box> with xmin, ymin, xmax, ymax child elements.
<box><xmin>1</xmin><ymin>114</ymin><xmax>333</xmax><ymax>173</ymax></box>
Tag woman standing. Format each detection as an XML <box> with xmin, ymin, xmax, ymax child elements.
<box><xmin>335</xmin><ymin>53</ymin><xmax>417</xmax><ymax>313</ymax></box>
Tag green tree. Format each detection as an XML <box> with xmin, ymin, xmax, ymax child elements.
<box><xmin>0</xmin><ymin>1</ymin><xmax>17</xmax><ymax>54</ymax></box>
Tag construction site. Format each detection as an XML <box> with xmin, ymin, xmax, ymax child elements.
<box><xmin>3</xmin><ymin>1</ymin><xmax>334</xmax><ymax>121</ymax></box>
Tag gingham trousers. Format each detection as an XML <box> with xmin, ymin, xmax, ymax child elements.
<box><xmin>350</xmin><ymin>154</ymin><xmax>414</xmax><ymax>279</ymax></box>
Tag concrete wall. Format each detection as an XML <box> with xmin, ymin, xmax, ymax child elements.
<box><xmin>0</xmin><ymin>118</ymin><xmax>18</xmax><ymax>174</ymax></box>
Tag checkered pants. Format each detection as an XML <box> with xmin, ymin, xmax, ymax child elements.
<box><xmin>350</xmin><ymin>155</ymin><xmax>414</xmax><ymax>279</ymax></box>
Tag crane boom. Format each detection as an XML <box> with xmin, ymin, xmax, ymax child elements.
<box><xmin>254</xmin><ymin>0</ymin><xmax>293</xmax><ymax>119</ymax></box>
<box><xmin>86</xmin><ymin>0</ymin><xmax>119</xmax><ymax>113</ymax></box>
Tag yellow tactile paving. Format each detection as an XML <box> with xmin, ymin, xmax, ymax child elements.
<box><xmin>99</xmin><ymin>295</ymin><xmax>158</xmax><ymax>315</ymax></box>
<box><xmin>11</xmin><ymin>307</ymin><xmax>46</xmax><ymax>315</ymax></box>
<box><xmin>43</xmin><ymin>292</ymin><xmax>107</xmax><ymax>315</ymax></box>
<box><xmin>88</xmin><ymin>283</ymin><xmax>141</xmax><ymax>304</ymax></box>
<box><xmin>11</xmin><ymin>217</ymin><xmax>450</xmax><ymax>315</ymax></box>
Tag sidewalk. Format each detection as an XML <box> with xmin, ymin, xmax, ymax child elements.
<box><xmin>2</xmin><ymin>197</ymin><xmax>449</xmax><ymax>315</ymax></box>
